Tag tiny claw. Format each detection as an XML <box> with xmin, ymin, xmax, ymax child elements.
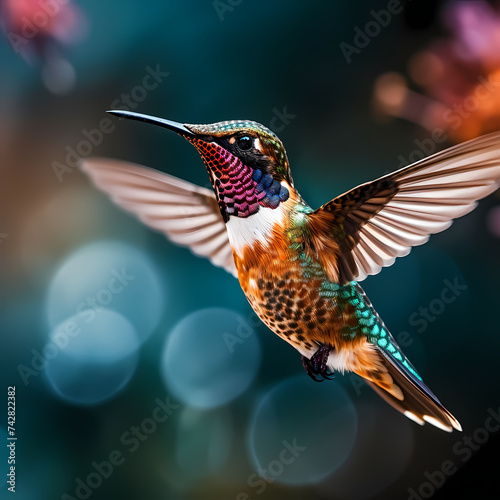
<box><xmin>302</xmin><ymin>344</ymin><xmax>334</xmax><ymax>382</ymax></box>
<box><xmin>302</xmin><ymin>355</ymin><xmax>322</xmax><ymax>382</ymax></box>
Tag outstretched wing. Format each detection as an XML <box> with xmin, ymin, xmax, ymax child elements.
<box><xmin>307</xmin><ymin>132</ymin><xmax>500</xmax><ymax>284</ymax></box>
<box><xmin>81</xmin><ymin>158</ymin><xmax>237</xmax><ymax>277</ymax></box>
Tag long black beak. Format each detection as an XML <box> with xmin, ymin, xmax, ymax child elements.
<box><xmin>106</xmin><ymin>110</ymin><xmax>194</xmax><ymax>136</ymax></box>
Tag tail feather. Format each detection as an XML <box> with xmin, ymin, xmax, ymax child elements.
<box><xmin>357</xmin><ymin>346</ymin><xmax>462</xmax><ymax>432</ymax></box>
<box><xmin>350</xmin><ymin>284</ymin><xmax>461</xmax><ymax>432</ymax></box>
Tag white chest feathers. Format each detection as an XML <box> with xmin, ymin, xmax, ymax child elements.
<box><xmin>225</xmin><ymin>202</ymin><xmax>288</xmax><ymax>257</ymax></box>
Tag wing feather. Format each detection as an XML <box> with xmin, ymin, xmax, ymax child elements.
<box><xmin>307</xmin><ymin>131</ymin><xmax>500</xmax><ymax>283</ymax></box>
<box><xmin>81</xmin><ymin>158</ymin><xmax>237</xmax><ymax>277</ymax></box>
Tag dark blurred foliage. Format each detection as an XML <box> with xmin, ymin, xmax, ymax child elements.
<box><xmin>0</xmin><ymin>1</ymin><xmax>499</xmax><ymax>499</ymax></box>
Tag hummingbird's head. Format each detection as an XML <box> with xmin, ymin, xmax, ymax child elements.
<box><xmin>107</xmin><ymin>110</ymin><xmax>294</xmax><ymax>222</ymax></box>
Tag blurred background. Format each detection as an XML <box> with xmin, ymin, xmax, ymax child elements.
<box><xmin>1</xmin><ymin>0</ymin><xmax>500</xmax><ymax>499</ymax></box>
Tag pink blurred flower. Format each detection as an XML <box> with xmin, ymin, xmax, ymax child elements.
<box><xmin>1</xmin><ymin>0</ymin><xmax>86</xmax><ymax>92</ymax></box>
<box><xmin>374</xmin><ymin>0</ymin><xmax>500</xmax><ymax>142</ymax></box>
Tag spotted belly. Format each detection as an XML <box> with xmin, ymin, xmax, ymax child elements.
<box><xmin>227</xmin><ymin>200</ymin><xmax>377</xmax><ymax>370</ymax></box>
<box><xmin>239</xmin><ymin>262</ymin><xmax>366</xmax><ymax>361</ymax></box>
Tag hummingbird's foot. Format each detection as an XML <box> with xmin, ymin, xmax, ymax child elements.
<box><xmin>302</xmin><ymin>344</ymin><xmax>334</xmax><ymax>382</ymax></box>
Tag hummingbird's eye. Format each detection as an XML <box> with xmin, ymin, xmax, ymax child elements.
<box><xmin>236</xmin><ymin>135</ymin><xmax>253</xmax><ymax>151</ymax></box>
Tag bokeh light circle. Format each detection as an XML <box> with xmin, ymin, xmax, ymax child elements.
<box><xmin>315</xmin><ymin>399</ymin><xmax>415</xmax><ymax>498</ymax></box>
<box><xmin>44</xmin><ymin>309</ymin><xmax>139</xmax><ymax>406</ymax></box>
<box><xmin>45</xmin><ymin>240</ymin><xmax>164</xmax><ymax>342</ymax></box>
<box><xmin>161</xmin><ymin>308</ymin><xmax>261</xmax><ymax>409</ymax></box>
<box><xmin>249</xmin><ymin>374</ymin><xmax>358</xmax><ymax>486</ymax></box>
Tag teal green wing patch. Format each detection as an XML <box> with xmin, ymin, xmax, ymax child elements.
<box><xmin>354</xmin><ymin>285</ymin><xmax>423</xmax><ymax>381</ymax></box>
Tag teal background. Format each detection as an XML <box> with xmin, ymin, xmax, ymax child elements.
<box><xmin>1</xmin><ymin>1</ymin><xmax>499</xmax><ymax>499</ymax></box>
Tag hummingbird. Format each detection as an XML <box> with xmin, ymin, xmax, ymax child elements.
<box><xmin>82</xmin><ymin>110</ymin><xmax>500</xmax><ymax>432</ymax></box>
